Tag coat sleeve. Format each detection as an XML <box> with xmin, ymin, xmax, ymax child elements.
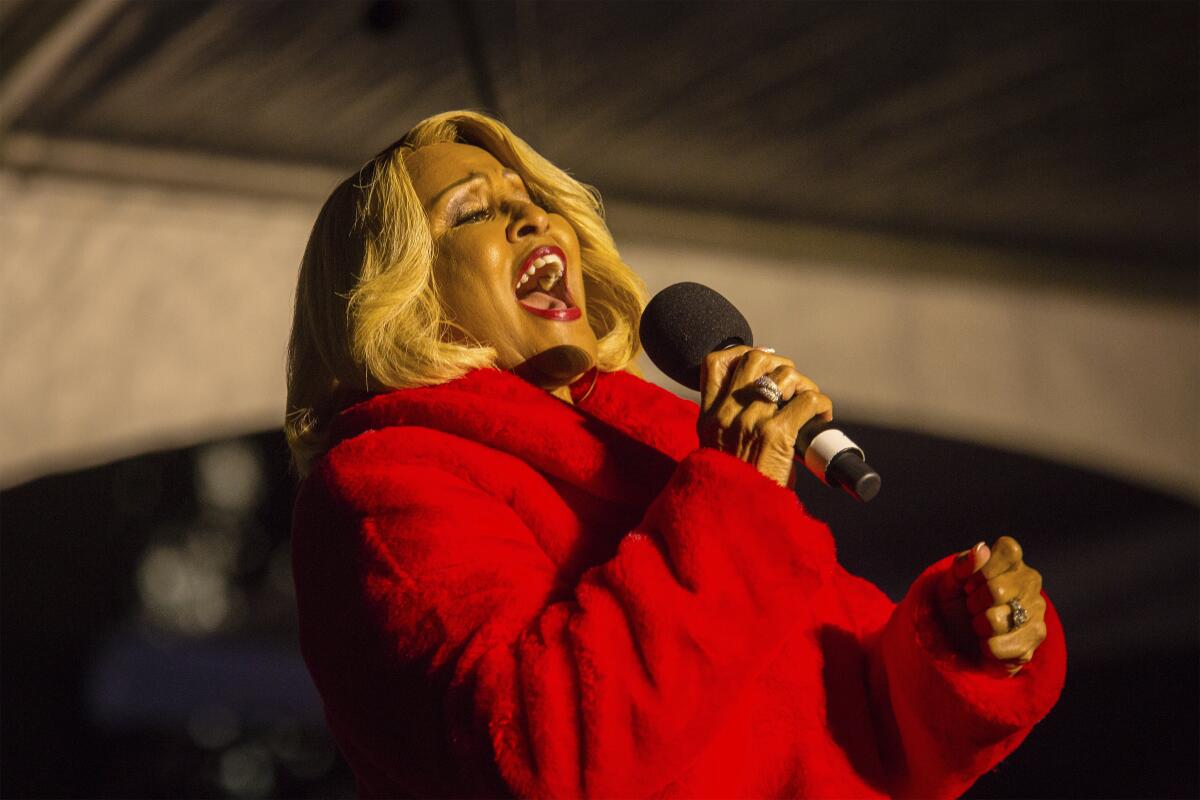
<box><xmin>835</xmin><ymin>557</ymin><xmax>1067</xmax><ymax>799</ymax></box>
<box><xmin>294</xmin><ymin>445</ymin><xmax>831</xmax><ymax>799</ymax></box>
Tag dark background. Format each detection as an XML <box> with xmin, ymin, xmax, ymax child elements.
<box><xmin>3</xmin><ymin>422</ymin><xmax>1197</xmax><ymax>797</ymax></box>
<box><xmin>2</xmin><ymin>0</ymin><xmax>1197</xmax><ymax>797</ymax></box>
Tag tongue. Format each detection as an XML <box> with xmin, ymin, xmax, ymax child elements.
<box><xmin>518</xmin><ymin>290</ymin><xmax>567</xmax><ymax>310</ymax></box>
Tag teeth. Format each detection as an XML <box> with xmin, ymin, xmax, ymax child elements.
<box><xmin>518</xmin><ymin>252</ymin><xmax>565</xmax><ymax>291</ymax></box>
<box><xmin>538</xmin><ymin>267</ymin><xmax>562</xmax><ymax>291</ymax></box>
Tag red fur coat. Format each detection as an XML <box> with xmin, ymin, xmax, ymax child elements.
<box><xmin>291</xmin><ymin>367</ymin><xmax>1066</xmax><ymax>798</ymax></box>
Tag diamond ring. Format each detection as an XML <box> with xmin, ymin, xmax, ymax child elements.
<box><xmin>1008</xmin><ymin>598</ymin><xmax>1029</xmax><ymax>630</ymax></box>
<box><xmin>751</xmin><ymin>375</ymin><xmax>783</xmax><ymax>405</ymax></box>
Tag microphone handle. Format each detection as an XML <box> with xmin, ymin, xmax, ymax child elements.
<box><xmin>795</xmin><ymin>418</ymin><xmax>881</xmax><ymax>503</ymax></box>
<box><xmin>703</xmin><ymin>340</ymin><xmax>881</xmax><ymax>502</ymax></box>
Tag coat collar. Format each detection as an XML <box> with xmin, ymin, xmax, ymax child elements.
<box><xmin>329</xmin><ymin>369</ymin><xmax>700</xmax><ymax>505</ymax></box>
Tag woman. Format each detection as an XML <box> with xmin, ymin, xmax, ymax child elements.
<box><xmin>286</xmin><ymin>110</ymin><xmax>1065</xmax><ymax>798</ymax></box>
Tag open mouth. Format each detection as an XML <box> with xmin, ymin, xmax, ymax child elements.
<box><xmin>513</xmin><ymin>245</ymin><xmax>581</xmax><ymax>321</ymax></box>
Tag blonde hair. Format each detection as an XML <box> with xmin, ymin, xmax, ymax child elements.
<box><xmin>285</xmin><ymin>110</ymin><xmax>646</xmax><ymax>475</ymax></box>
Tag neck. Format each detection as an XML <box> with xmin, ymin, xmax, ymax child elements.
<box><xmin>512</xmin><ymin>345</ymin><xmax>596</xmax><ymax>404</ymax></box>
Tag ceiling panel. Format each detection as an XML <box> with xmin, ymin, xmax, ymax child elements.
<box><xmin>4</xmin><ymin>0</ymin><xmax>1196</xmax><ymax>271</ymax></box>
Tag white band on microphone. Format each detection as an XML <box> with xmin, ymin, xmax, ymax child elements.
<box><xmin>804</xmin><ymin>429</ymin><xmax>865</xmax><ymax>485</ymax></box>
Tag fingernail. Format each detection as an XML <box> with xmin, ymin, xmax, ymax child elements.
<box><xmin>755</xmin><ymin>346</ymin><xmax>775</xmax><ymax>353</ymax></box>
<box><xmin>973</xmin><ymin>541</ymin><xmax>985</xmax><ymax>553</ymax></box>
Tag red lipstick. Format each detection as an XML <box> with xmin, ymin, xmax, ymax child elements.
<box><xmin>521</xmin><ymin>304</ymin><xmax>582</xmax><ymax>321</ymax></box>
<box><xmin>514</xmin><ymin>245</ymin><xmax>580</xmax><ymax>321</ymax></box>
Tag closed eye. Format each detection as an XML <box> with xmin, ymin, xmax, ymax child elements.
<box><xmin>453</xmin><ymin>207</ymin><xmax>492</xmax><ymax>226</ymax></box>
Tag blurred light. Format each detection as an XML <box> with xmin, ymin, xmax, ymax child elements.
<box><xmin>139</xmin><ymin>545</ymin><xmax>190</xmax><ymax>609</ymax></box>
<box><xmin>196</xmin><ymin>440</ymin><xmax>263</xmax><ymax>514</ymax></box>
<box><xmin>268</xmin><ymin>716</ymin><xmax>336</xmax><ymax>781</ymax></box>
<box><xmin>186</xmin><ymin>704</ymin><xmax>241</xmax><ymax>750</ymax></box>
<box><xmin>185</xmin><ymin>525</ymin><xmax>240</xmax><ymax>575</ymax></box>
<box><xmin>137</xmin><ymin>537</ymin><xmax>243</xmax><ymax>635</ymax></box>
<box><xmin>218</xmin><ymin>742</ymin><xmax>275</xmax><ymax>798</ymax></box>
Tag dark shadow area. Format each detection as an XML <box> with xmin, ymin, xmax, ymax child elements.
<box><xmin>2</xmin><ymin>422</ymin><xmax>1196</xmax><ymax>797</ymax></box>
<box><xmin>818</xmin><ymin>625</ymin><xmax>889</xmax><ymax>794</ymax></box>
<box><xmin>799</xmin><ymin>421</ymin><xmax>1199</xmax><ymax>799</ymax></box>
<box><xmin>0</xmin><ymin>432</ymin><xmax>353</xmax><ymax>799</ymax></box>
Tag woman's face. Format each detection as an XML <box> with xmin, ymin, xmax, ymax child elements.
<box><xmin>406</xmin><ymin>142</ymin><xmax>598</xmax><ymax>386</ymax></box>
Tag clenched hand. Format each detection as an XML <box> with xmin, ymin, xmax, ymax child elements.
<box><xmin>936</xmin><ymin>536</ymin><xmax>1048</xmax><ymax>675</ymax></box>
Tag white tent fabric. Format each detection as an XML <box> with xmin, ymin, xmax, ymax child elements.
<box><xmin>2</xmin><ymin>165</ymin><xmax>1196</xmax><ymax>499</ymax></box>
<box><xmin>1</xmin><ymin>170</ymin><xmax>309</xmax><ymax>483</ymax></box>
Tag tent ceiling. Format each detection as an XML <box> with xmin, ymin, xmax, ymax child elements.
<box><xmin>4</xmin><ymin>0</ymin><xmax>1197</xmax><ymax>277</ymax></box>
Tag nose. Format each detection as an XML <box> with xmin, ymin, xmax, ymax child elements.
<box><xmin>507</xmin><ymin>199</ymin><xmax>550</xmax><ymax>242</ymax></box>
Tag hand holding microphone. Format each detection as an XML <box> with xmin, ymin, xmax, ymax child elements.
<box><xmin>640</xmin><ymin>282</ymin><xmax>881</xmax><ymax>502</ymax></box>
<box><xmin>699</xmin><ymin>345</ymin><xmax>834</xmax><ymax>490</ymax></box>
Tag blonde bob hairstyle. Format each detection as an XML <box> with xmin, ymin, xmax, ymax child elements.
<box><xmin>285</xmin><ymin>110</ymin><xmax>647</xmax><ymax>475</ymax></box>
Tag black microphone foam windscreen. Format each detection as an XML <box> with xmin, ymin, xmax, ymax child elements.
<box><xmin>639</xmin><ymin>282</ymin><xmax>755</xmax><ymax>390</ymax></box>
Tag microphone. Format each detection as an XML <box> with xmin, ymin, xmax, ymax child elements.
<box><xmin>639</xmin><ymin>282</ymin><xmax>881</xmax><ymax>503</ymax></box>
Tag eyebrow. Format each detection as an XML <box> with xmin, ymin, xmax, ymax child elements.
<box><xmin>426</xmin><ymin>169</ymin><xmax>524</xmax><ymax>210</ymax></box>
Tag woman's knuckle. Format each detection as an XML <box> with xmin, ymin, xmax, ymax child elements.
<box><xmin>997</xmin><ymin>536</ymin><xmax>1022</xmax><ymax>562</ymax></box>
<box><xmin>795</xmin><ymin>389</ymin><xmax>819</xmax><ymax>409</ymax></box>
<box><xmin>787</xmin><ymin>369</ymin><xmax>816</xmax><ymax>391</ymax></box>
<box><xmin>745</xmin><ymin>349</ymin><xmax>770</xmax><ymax>371</ymax></box>
<box><xmin>707</xmin><ymin>348</ymin><xmax>740</xmax><ymax>371</ymax></box>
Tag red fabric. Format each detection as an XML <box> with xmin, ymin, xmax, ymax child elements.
<box><xmin>291</xmin><ymin>368</ymin><xmax>1066</xmax><ymax>798</ymax></box>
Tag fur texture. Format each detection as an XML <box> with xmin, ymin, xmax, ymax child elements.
<box><xmin>292</xmin><ymin>368</ymin><xmax>1066</xmax><ymax>798</ymax></box>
